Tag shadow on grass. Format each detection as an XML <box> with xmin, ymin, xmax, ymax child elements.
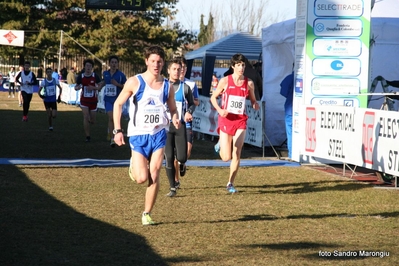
<box><xmin>240</xmin><ymin>180</ymin><xmax>369</xmax><ymax>194</ymax></box>
<box><xmin>204</xmin><ymin>210</ymin><xmax>399</xmax><ymax>224</ymax></box>
<box><xmin>0</xmin><ymin>166</ymin><xmax>167</xmax><ymax>265</ymax></box>
<box><xmin>241</xmin><ymin>241</ymin><xmax>341</xmax><ymax>250</ymax></box>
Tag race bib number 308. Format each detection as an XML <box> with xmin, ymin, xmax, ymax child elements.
<box><xmin>226</xmin><ymin>95</ymin><xmax>245</xmax><ymax>114</ymax></box>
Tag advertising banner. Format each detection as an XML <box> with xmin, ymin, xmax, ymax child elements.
<box><xmin>302</xmin><ymin>104</ymin><xmax>399</xmax><ymax>176</ymax></box>
<box><xmin>292</xmin><ymin>0</ymin><xmax>372</xmax><ymax>162</ymax></box>
<box><xmin>0</xmin><ymin>30</ymin><xmax>24</xmax><ymax>47</ymax></box>
<box><xmin>304</xmin><ymin>0</ymin><xmax>372</xmax><ymax>108</ymax></box>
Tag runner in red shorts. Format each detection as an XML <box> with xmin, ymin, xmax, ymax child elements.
<box><xmin>75</xmin><ymin>59</ymin><xmax>103</xmax><ymax>142</ymax></box>
<box><xmin>210</xmin><ymin>53</ymin><xmax>260</xmax><ymax>193</ymax></box>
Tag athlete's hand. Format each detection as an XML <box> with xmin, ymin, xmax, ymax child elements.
<box><xmin>219</xmin><ymin>109</ymin><xmax>229</xmax><ymax>118</ymax></box>
<box><xmin>184</xmin><ymin>112</ymin><xmax>193</xmax><ymax>122</ymax></box>
<box><xmin>114</xmin><ymin>132</ymin><xmax>125</xmax><ymax>146</ymax></box>
<box><xmin>173</xmin><ymin>118</ymin><xmax>180</xmax><ymax>129</ymax></box>
<box><xmin>111</xmin><ymin>79</ymin><xmax>119</xmax><ymax>87</ymax></box>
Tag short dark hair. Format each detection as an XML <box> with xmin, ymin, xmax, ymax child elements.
<box><xmin>144</xmin><ymin>46</ymin><xmax>165</xmax><ymax>61</ymax></box>
<box><xmin>24</xmin><ymin>61</ymin><xmax>31</xmax><ymax>65</ymax></box>
<box><xmin>46</xmin><ymin>67</ymin><xmax>52</xmax><ymax>72</ymax></box>
<box><xmin>83</xmin><ymin>58</ymin><xmax>95</xmax><ymax>68</ymax></box>
<box><xmin>167</xmin><ymin>58</ymin><xmax>182</xmax><ymax>69</ymax></box>
<box><xmin>176</xmin><ymin>56</ymin><xmax>187</xmax><ymax>65</ymax></box>
<box><xmin>108</xmin><ymin>55</ymin><xmax>119</xmax><ymax>63</ymax></box>
<box><xmin>230</xmin><ymin>54</ymin><xmax>246</xmax><ymax>67</ymax></box>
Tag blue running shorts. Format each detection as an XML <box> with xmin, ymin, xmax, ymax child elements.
<box><xmin>129</xmin><ymin>129</ymin><xmax>167</xmax><ymax>159</ymax></box>
<box><xmin>105</xmin><ymin>100</ymin><xmax>115</xmax><ymax>113</ymax></box>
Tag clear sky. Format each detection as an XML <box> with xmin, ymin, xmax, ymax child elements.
<box><xmin>173</xmin><ymin>0</ymin><xmax>297</xmax><ymax>33</ymax></box>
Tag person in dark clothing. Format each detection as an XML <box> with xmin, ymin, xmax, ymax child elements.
<box><xmin>61</xmin><ymin>67</ymin><xmax>68</xmax><ymax>81</ymax></box>
<box><xmin>15</xmin><ymin>61</ymin><xmax>38</xmax><ymax>121</ymax></box>
<box><xmin>280</xmin><ymin>71</ymin><xmax>294</xmax><ymax>159</ymax></box>
<box><xmin>37</xmin><ymin>65</ymin><xmax>44</xmax><ymax>79</ymax></box>
<box><xmin>164</xmin><ymin>58</ymin><xmax>196</xmax><ymax>197</ymax></box>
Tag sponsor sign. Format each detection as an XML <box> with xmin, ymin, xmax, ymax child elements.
<box><xmin>0</xmin><ymin>30</ymin><xmax>24</xmax><ymax>47</ymax></box>
<box><xmin>312</xmin><ymin>78</ymin><xmax>360</xmax><ymax>95</ymax></box>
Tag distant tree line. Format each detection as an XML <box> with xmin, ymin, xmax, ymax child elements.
<box><xmin>0</xmin><ymin>0</ymin><xmax>196</xmax><ymax>73</ymax></box>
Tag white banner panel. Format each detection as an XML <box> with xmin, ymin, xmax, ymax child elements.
<box><xmin>0</xmin><ymin>30</ymin><xmax>24</xmax><ymax>47</ymax></box>
<box><xmin>193</xmin><ymin>95</ymin><xmax>264</xmax><ymax>147</ymax></box>
<box><xmin>301</xmin><ymin>105</ymin><xmax>399</xmax><ymax>176</ymax></box>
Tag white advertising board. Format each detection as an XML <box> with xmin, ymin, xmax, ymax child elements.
<box><xmin>301</xmin><ymin>105</ymin><xmax>399</xmax><ymax>176</ymax></box>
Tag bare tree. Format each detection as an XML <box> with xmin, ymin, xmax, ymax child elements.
<box><xmin>210</xmin><ymin>0</ymin><xmax>286</xmax><ymax>38</ymax></box>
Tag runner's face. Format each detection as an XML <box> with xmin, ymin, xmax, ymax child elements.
<box><xmin>146</xmin><ymin>54</ymin><xmax>164</xmax><ymax>76</ymax></box>
<box><xmin>24</xmin><ymin>64</ymin><xmax>30</xmax><ymax>71</ymax></box>
<box><xmin>168</xmin><ymin>63</ymin><xmax>181</xmax><ymax>82</ymax></box>
<box><xmin>180</xmin><ymin>63</ymin><xmax>187</xmax><ymax>80</ymax></box>
<box><xmin>84</xmin><ymin>62</ymin><xmax>93</xmax><ymax>74</ymax></box>
<box><xmin>109</xmin><ymin>58</ymin><xmax>118</xmax><ymax>71</ymax></box>
<box><xmin>46</xmin><ymin>69</ymin><xmax>52</xmax><ymax>79</ymax></box>
<box><xmin>233</xmin><ymin>62</ymin><xmax>245</xmax><ymax>75</ymax></box>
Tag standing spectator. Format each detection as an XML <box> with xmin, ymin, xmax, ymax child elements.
<box><xmin>37</xmin><ymin>65</ymin><xmax>44</xmax><ymax>79</ymax></box>
<box><xmin>38</xmin><ymin>67</ymin><xmax>62</xmax><ymax>131</ymax></box>
<box><xmin>61</xmin><ymin>67</ymin><xmax>68</xmax><ymax>81</ymax></box>
<box><xmin>113</xmin><ymin>45</ymin><xmax>180</xmax><ymax>225</ymax></box>
<box><xmin>67</xmin><ymin>67</ymin><xmax>76</xmax><ymax>84</ymax></box>
<box><xmin>164</xmin><ymin>58</ymin><xmax>196</xmax><ymax>197</ymax></box>
<box><xmin>16</xmin><ymin>61</ymin><xmax>37</xmax><ymax>122</ymax></box>
<box><xmin>16</xmin><ymin>66</ymin><xmax>23</xmax><ymax>107</ymax></box>
<box><xmin>102</xmin><ymin>55</ymin><xmax>127</xmax><ymax>147</ymax></box>
<box><xmin>210</xmin><ymin>53</ymin><xmax>259</xmax><ymax>193</ymax></box>
<box><xmin>74</xmin><ymin>59</ymin><xmax>103</xmax><ymax>142</ymax></box>
<box><xmin>280</xmin><ymin>71</ymin><xmax>294</xmax><ymax>159</ymax></box>
<box><xmin>8</xmin><ymin>67</ymin><xmax>16</xmax><ymax>98</ymax></box>
<box><xmin>52</xmin><ymin>68</ymin><xmax>59</xmax><ymax>81</ymax></box>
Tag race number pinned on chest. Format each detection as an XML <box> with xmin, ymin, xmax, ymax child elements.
<box><xmin>105</xmin><ymin>84</ymin><xmax>117</xmax><ymax>96</ymax></box>
<box><xmin>226</xmin><ymin>95</ymin><xmax>245</xmax><ymax>114</ymax></box>
<box><xmin>46</xmin><ymin>85</ymin><xmax>56</xmax><ymax>96</ymax></box>
<box><xmin>138</xmin><ymin>105</ymin><xmax>163</xmax><ymax>127</ymax></box>
<box><xmin>83</xmin><ymin>87</ymin><xmax>94</xmax><ymax>98</ymax></box>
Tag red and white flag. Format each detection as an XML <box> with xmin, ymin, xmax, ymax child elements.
<box><xmin>0</xmin><ymin>30</ymin><xmax>24</xmax><ymax>47</ymax></box>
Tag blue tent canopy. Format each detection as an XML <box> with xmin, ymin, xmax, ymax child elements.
<box><xmin>184</xmin><ymin>32</ymin><xmax>262</xmax><ymax>96</ymax></box>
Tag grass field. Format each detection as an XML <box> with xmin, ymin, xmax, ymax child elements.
<box><xmin>0</xmin><ymin>92</ymin><xmax>398</xmax><ymax>265</ymax></box>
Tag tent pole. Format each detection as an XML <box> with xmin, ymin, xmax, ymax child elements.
<box><xmin>262</xmin><ymin>101</ymin><xmax>280</xmax><ymax>159</ymax></box>
<box><xmin>58</xmin><ymin>30</ymin><xmax>63</xmax><ymax>70</ymax></box>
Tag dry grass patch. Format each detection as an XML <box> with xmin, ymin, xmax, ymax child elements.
<box><xmin>2</xmin><ymin>165</ymin><xmax>398</xmax><ymax>265</ymax></box>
